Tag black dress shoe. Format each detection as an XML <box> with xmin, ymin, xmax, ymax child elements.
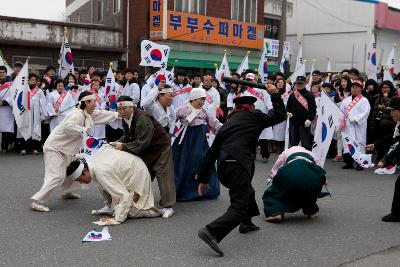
<box><xmin>198</xmin><ymin>227</ymin><xmax>224</xmax><ymax>256</ymax></box>
<box><xmin>341</xmin><ymin>164</ymin><xmax>354</xmax><ymax>169</ymax></box>
<box><xmin>239</xmin><ymin>223</ymin><xmax>260</xmax><ymax>234</ymax></box>
<box><xmin>382</xmin><ymin>213</ymin><xmax>400</xmax><ymax>222</ymax></box>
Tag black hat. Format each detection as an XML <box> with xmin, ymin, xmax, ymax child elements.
<box><xmin>387</xmin><ymin>97</ymin><xmax>400</xmax><ymax>110</ymax></box>
<box><xmin>233</xmin><ymin>96</ymin><xmax>257</xmax><ymax>105</ymax></box>
<box><xmin>294</xmin><ymin>76</ymin><xmax>306</xmax><ymax>84</ymax></box>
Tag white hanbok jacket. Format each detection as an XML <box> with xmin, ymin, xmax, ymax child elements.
<box><xmin>88</xmin><ymin>89</ymin><xmax>107</xmax><ymax>139</ymax></box>
<box><xmin>122</xmin><ymin>81</ymin><xmax>140</xmax><ymax>105</ymax></box>
<box><xmin>47</xmin><ymin>90</ymin><xmax>76</xmax><ymax>132</ymax></box>
<box><xmin>90</xmin><ymin>146</ymin><xmax>154</xmax><ymax>222</ymax></box>
<box><xmin>141</xmin><ymin>87</ymin><xmax>176</xmax><ymax>134</ymax></box>
<box><xmin>0</xmin><ymin>83</ymin><xmax>14</xmax><ymax>133</ymax></box>
<box><xmin>203</xmin><ymin>87</ymin><xmax>221</xmax><ymax>117</ymax></box>
<box><xmin>339</xmin><ymin>95</ymin><xmax>371</xmax><ymax>151</ymax></box>
<box><xmin>172</xmin><ymin>83</ymin><xmax>191</xmax><ymax>109</ymax></box>
<box><xmin>22</xmin><ymin>87</ymin><xmax>47</xmax><ymax>141</ymax></box>
<box><xmin>44</xmin><ymin>108</ymin><xmax>118</xmax><ymax>156</ymax></box>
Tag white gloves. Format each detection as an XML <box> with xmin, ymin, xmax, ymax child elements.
<box><xmin>287</xmin><ymin>112</ymin><xmax>293</xmax><ymax>118</ymax></box>
<box><xmin>304</xmin><ymin>119</ymin><xmax>312</xmax><ymax>128</ymax></box>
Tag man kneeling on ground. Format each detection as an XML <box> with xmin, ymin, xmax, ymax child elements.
<box><xmin>66</xmin><ymin>146</ymin><xmax>160</xmax><ymax>225</ymax></box>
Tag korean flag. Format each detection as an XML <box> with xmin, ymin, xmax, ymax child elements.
<box><xmin>140</xmin><ymin>40</ymin><xmax>171</xmax><ymax>69</ymax></box>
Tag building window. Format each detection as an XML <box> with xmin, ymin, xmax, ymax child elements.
<box><xmin>174</xmin><ymin>0</ymin><xmax>206</xmax><ymax>15</ymax></box>
<box><xmin>98</xmin><ymin>0</ymin><xmax>104</xmax><ymax>22</ymax></box>
<box><xmin>264</xmin><ymin>17</ymin><xmax>280</xmax><ymax>39</ymax></box>
<box><xmin>77</xmin><ymin>12</ymin><xmax>81</xmax><ymax>23</ymax></box>
<box><xmin>231</xmin><ymin>0</ymin><xmax>257</xmax><ymax>23</ymax></box>
<box><xmin>113</xmin><ymin>0</ymin><xmax>120</xmax><ymax>13</ymax></box>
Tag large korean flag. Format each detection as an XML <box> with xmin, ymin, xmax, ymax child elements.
<box><xmin>10</xmin><ymin>61</ymin><xmax>31</xmax><ymax>140</ymax></box>
<box><xmin>312</xmin><ymin>91</ymin><xmax>341</xmax><ymax>167</ymax></box>
<box><xmin>140</xmin><ymin>40</ymin><xmax>170</xmax><ymax>69</ymax></box>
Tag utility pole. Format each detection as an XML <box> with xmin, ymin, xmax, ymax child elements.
<box><xmin>278</xmin><ymin>0</ymin><xmax>288</xmax><ymax>73</ymax></box>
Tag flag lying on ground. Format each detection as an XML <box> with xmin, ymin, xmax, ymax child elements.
<box><xmin>374</xmin><ymin>165</ymin><xmax>397</xmax><ymax>175</ymax></box>
<box><xmin>82</xmin><ymin>227</ymin><xmax>112</xmax><ymax>242</ymax></box>
<box><xmin>341</xmin><ymin>132</ymin><xmax>374</xmax><ymax>168</ymax></box>
<box><xmin>9</xmin><ymin>60</ymin><xmax>31</xmax><ymax>140</ymax></box>
<box><xmin>365</xmin><ymin>32</ymin><xmax>377</xmax><ymax>81</ymax></box>
<box><xmin>140</xmin><ymin>40</ymin><xmax>170</xmax><ymax>69</ymax></box>
<box><xmin>215</xmin><ymin>52</ymin><xmax>231</xmax><ymax>89</ymax></box>
<box><xmin>312</xmin><ymin>90</ymin><xmax>341</xmax><ymax>167</ymax></box>
<box><xmin>58</xmin><ymin>33</ymin><xmax>74</xmax><ymax>79</ymax></box>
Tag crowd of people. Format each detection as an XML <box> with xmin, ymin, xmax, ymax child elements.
<box><xmin>1</xmin><ymin>60</ymin><xmax>400</xmax><ymax>256</ymax></box>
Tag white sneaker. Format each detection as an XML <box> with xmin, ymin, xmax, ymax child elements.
<box><xmin>162</xmin><ymin>207</ymin><xmax>175</xmax><ymax>218</ymax></box>
<box><xmin>143</xmin><ymin>209</ymin><xmax>162</xmax><ymax>218</ymax></box>
<box><xmin>62</xmin><ymin>192</ymin><xmax>80</xmax><ymax>199</ymax></box>
<box><xmin>31</xmin><ymin>201</ymin><xmax>49</xmax><ymax>212</ymax></box>
<box><xmin>92</xmin><ymin>205</ymin><xmax>113</xmax><ymax>215</ymax></box>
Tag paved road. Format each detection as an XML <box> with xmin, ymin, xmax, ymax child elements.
<box><xmin>0</xmin><ymin>152</ymin><xmax>400</xmax><ymax>266</ymax></box>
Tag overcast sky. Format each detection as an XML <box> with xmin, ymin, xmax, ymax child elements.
<box><xmin>0</xmin><ymin>0</ymin><xmax>399</xmax><ymax>21</ymax></box>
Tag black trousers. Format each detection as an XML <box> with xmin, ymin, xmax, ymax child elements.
<box><xmin>258</xmin><ymin>139</ymin><xmax>270</xmax><ymax>159</ymax></box>
<box><xmin>17</xmin><ymin>138</ymin><xmax>42</xmax><ymax>152</ymax></box>
<box><xmin>391</xmin><ymin>175</ymin><xmax>400</xmax><ymax>215</ymax></box>
<box><xmin>289</xmin><ymin>122</ymin><xmax>312</xmax><ymax>151</ymax></box>
<box><xmin>343</xmin><ymin>153</ymin><xmax>354</xmax><ymax>166</ymax></box>
<box><xmin>206</xmin><ymin>160</ymin><xmax>260</xmax><ymax>243</ymax></box>
<box><xmin>41</xmin><ymin>123</ymin><xmax>50</xmax><ymax>145</ymax></box>
<box><xmin>1</xmin><ymin>132</ymin><xmax>14</xmax><ymax>151</ymax></box>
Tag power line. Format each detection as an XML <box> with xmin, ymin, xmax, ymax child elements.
<box><xmin>303</xmin><ymin>0</ymin><xmax>371</xmax><ymax>28</ymax></box>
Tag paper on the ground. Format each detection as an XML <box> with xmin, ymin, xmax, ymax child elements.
<box><xmin>82</xmin><ymin>227</ymin><xmax>112</xmax><ymax>242</ymax></box>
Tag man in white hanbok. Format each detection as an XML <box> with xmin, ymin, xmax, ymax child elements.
<box><xmin>339</xmin><ymin>80</ymin><xmax>371</xmax><ymax>170</ymax></box>
<box><xmin>31</xmin><ymin>91</ymin><xmax>119</xmax><ymax>212</ymax></box>
<box><xmin>141</xmin><ymin>84</ymin><xmax>176</xmax><ymax>135</ymax></box>
<box><xmin>47</xmin><ymin>79</ymin><xmax>75</xmax><ymax>132</ymax></box>
<box><xmin>66</xmin><ymin>146</ymin><xmax>160</xmax><ymax>225</ymax></box>
<box><xmin>0</xmin><ymin>66</ymin><xmax>14</xmax><ymax>154</ymax></box>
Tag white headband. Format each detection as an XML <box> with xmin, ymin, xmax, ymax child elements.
<box><xmin>67</xmin><ymin>162</ymin><xmax>84</xmax><ymax>181</ymax></box>
<box><xmin>80</xmin><ymin>94</ymin><xmax>96</xmax><ymax>102</ymax></box>
<box><xmin>117</xmin><ymin>101</ymin><xmax>135</xmax><ymax>107</ymax></box>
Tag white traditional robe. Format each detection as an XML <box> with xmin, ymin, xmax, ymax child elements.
<box><xmin>203</xmin><ymin>87</ymin><xmax>221</xmax><ymax>117</ymax></box>
<box><xmin>141</xmin><ymin>87</ymin><xmax>176</xmax><ymax>134</ymax></box>
<box><xmin>140</xmin><ymin>84</ymin><xmax>155</xmax><ymax>105</ymax></box>
<box><xmin>88</xmin><ymin>89</ymin><xmax>107</xmax><ymax>139</ymax></box>
<box><xmin>122</xmin><ymin>81</ymin><xmax>140</xmax><ymax>105</ymax></box>
<box><xmin>339</xmin><ymin>95</ymin><xmax>371</xmax><ymax>153</ymax></box>
<box><xmin>0</xmin><ymin>83</ymin><xmax>14</xmax><ymax>133</ymax></box>
<box><xmin>91</xmin><ymin>146</ymin><xmax>155</xmax><ymax>222</ymax></box>
<box><xmin>31</xmin><ymin>108</ymin><xmax>119</xmax><ymax>205</ymax></box>
<box><xmin>69</xmin><ymin>86</ymin><xmax>85</xmax><ymax>104</ymax></box>
<box><xmin>237</xmin><ymin>88</ymin><xmax>274</xmax><ymax>140</ymax></box>
<box><xmin>172</xmin><ymin>83</ymin><xmax>191</xmax><ymax>110</ymax></box>
<box><xmin>273</xmin><ymin>90</ymin><xmax>291</xmax><ymax>142</ymax></box>
<box><xmin>47</xmin><ymin>90</ymin><xmax>76</xmax><ymax>132</ymax></box>
<box><xmin>27</xmin><ymin>87</ymin><xmax>47</xmax><ymax>141</ymax></box>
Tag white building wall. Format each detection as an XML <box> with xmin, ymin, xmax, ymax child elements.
<box><xmin>286</xmin><ymin>0</ymin><xmax>376</xmax><ymax>73</ymax></box>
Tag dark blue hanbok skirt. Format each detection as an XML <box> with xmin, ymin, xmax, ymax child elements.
<box><xmin>172</xmin><ymin>124</ymin><xmax>220</xmax><ymax>201</ymax></box>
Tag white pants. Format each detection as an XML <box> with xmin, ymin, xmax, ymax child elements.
<box><xmin>31</xmin><ymin>148</ymin><xmax>79</xmax><ymax>204</ymax></box>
